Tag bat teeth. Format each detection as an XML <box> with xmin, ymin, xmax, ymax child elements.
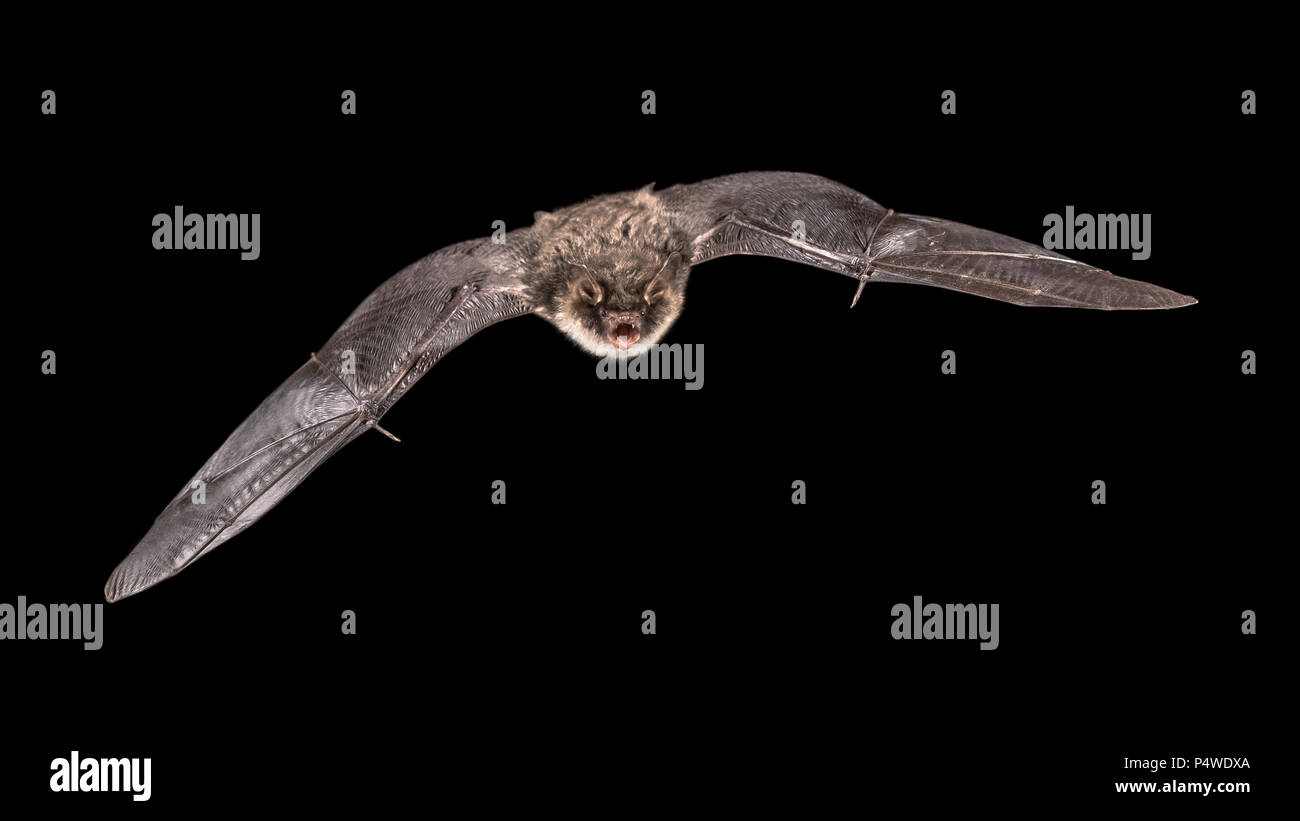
<box><xmin>612</xmin><ymin>323</ymin><xmax>640</xmax><ymax>347</ymax></box>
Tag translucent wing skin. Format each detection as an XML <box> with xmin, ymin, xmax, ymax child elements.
<box><xmin>105</xmin><ymin>236</ymin><xmax>538</xmax><ymax>602</ymax></box>
<box><xmin>657</xmin><ymin>171</ymin><xmax>1195</xmax><ymax>309</ymax></box>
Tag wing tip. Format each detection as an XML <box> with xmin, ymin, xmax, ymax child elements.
<box><xmin>1091</xmin><ymin>279</ymin><xmax>1197</xmax><ymax>311</ymax></box>
<box><xmin>103</xmin><ymin>567</ymin><xmax>133</xmax><ymax>603</ymax></box>
<box><xmin>104</xmin><ymin>558</ymin><xmax>167</xmax><ymax>603</ymax></box>
<box><xmin>1139</xmin><ymin>289</ymin><xmax>1197</xmax><ymax>310</ymax></box>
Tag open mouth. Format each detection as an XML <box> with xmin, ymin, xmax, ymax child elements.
<box><xmin>611</xmin><ymin>323</ymin><xmax>640</xmax><ymax>348</ymax></box>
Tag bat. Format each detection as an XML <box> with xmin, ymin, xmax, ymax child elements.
<box><xmin>104</xmin><ymin>171</ymin><xmax>1195</xmax><ymax>602</ymax></box>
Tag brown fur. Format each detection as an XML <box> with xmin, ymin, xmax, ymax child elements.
<box><xmin>524</xmin><ymin>184</ymin><xmax>693</xmax><ymax>356</ymax></box>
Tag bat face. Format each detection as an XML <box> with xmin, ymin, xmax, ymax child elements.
<box><xmin>544</xmin><ymin>250</ymin><xmax>688</xmax><ymax>357</ymax></box>
<box><xmin>526</xmin><ymin>186</ymin><xmax>692</xmax><ymax>357</ymax></box>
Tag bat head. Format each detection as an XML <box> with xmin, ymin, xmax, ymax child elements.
<box><xmin>529</xmin><ymin>184</ymin><xmax>692</xmax><ymax>358</ymax></box>
<box><xmin>552</xmin><ymin>250</ymin><xmax>687</xmax><ymax>357</ymax></box>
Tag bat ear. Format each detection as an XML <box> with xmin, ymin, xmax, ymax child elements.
<box><xmin>639</xmin><ymin>251</ymin><xmax>682</xmax><ymax>282</ymax></box>
<box><xmin>575</xmin><ymin>273</ymin><xmax>603</xmax><ymax>305</ymax></box>
<box><xmin>660</xmin><ymin>251</ymin><xmax>683</xmax><ymax>278</ymax></box>
<box><xmin>533</xmin><ymin>210</ymin><xmax>552</xmax><ymax>224</ymax></box>
<box><xmin>633</xmin><ymin>182</ymin><xmax>658</xmax><ymax>206</ymax></box>
<box><xmin>643</xmin><ymin>252</ymin><xmax>681</xmax><ymax>301</ymax></box>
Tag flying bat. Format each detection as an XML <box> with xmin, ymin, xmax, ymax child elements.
<box><xmin>104</xmin><ymin>171</ymin><xmax>1195</xmax><ymax>602</ymax></box>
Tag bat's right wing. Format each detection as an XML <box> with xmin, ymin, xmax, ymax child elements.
<box><xmin>105</xmin><ymin>235</ymin><xmax>539</xmax><ymax>602</ymax></box>
<box><xmin>657</xmin><ymin>171</ymin><xmax>1195</xmax><ymax>309</ymax></box>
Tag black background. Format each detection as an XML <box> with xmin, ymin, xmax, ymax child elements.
<box><xmin>3</xmin><ymin>34</ymin><xmax>1284</xmax><ymax>814</ymax></box>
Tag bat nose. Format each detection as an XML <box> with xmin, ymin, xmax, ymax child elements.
<box><xmin>602</xmin><ymin>308</ymin><xmax>643</xmax><ymax>321</ymax></box>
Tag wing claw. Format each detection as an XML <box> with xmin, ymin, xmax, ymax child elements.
<box><xmin>850</xmin><ymin>275</ymin><xmax>868</xmax><ymax>308</ymax></box>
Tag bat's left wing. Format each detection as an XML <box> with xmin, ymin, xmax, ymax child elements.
<box><xmin>657</xmin><ymin>171</ymin><xmax>1195</xmax><ymax>309</ymax></box>
<box><xmin>105</xmin><ymin>235</ymin><xmax>539</xmax><ymax>602</ymax></box>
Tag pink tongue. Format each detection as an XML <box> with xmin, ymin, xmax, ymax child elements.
<box><xmin>615</xmin><ymin>323</ymin><xmax>638</xmax><ymax>344</ymax></box>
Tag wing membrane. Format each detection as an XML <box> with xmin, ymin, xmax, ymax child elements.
<box><xmin>106</xmin><ymin>237</ymin><xmax>536</xmax><ymax>601</ymax></box>
<box><xmin>658</xmin><ymin>171</ymin><xmax>1194</xmax><ymax>309</ymax></box>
